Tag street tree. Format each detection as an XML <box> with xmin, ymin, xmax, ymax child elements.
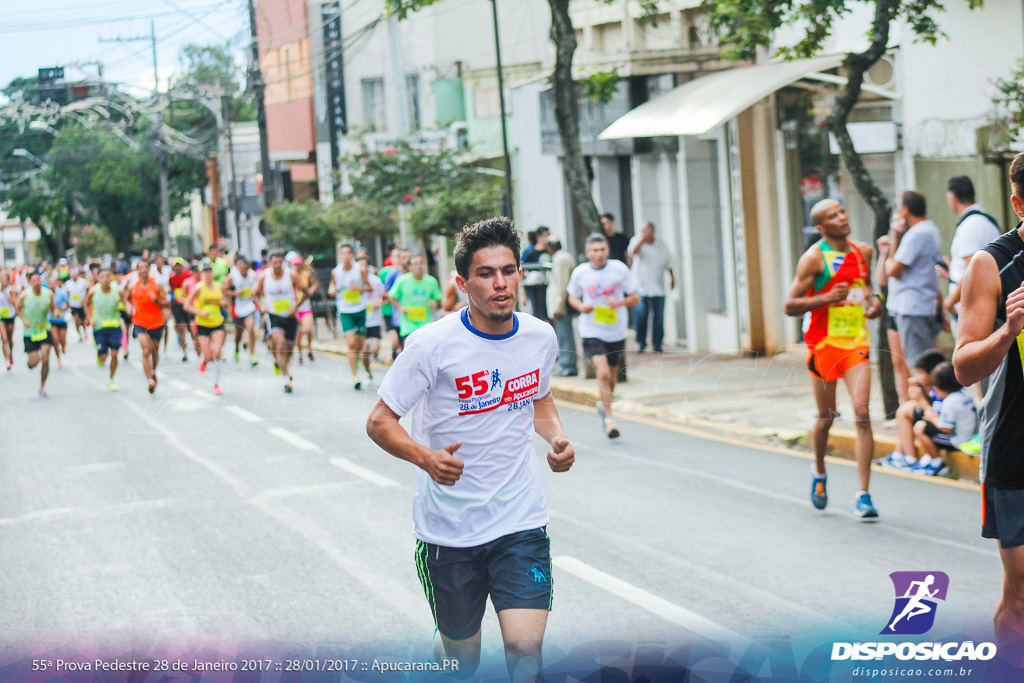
<box><xmin>708</xmin><ymin>0</ymin><xmax>983</xmax><ymax>416</ymax></box>
<box><xmin>383</xmin><ymin>0</ymin><xmax>661</xmax><ymax>237</ymax></box>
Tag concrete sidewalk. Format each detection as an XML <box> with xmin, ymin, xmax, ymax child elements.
<box><xmin>310</xmin><ymin>326</ymin><xmax>980</xmax><ymax>483</ymax></box>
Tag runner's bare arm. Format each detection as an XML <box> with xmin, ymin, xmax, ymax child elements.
<box><xmin>533</xmin><ymin>393</ymin><xmax>574</xmax><ymax>473</ymax></box>
<box><xmin>366</xmin><ymin>398</ymin><xmax>465</xmax><ymax>486</ymax></box>
<box><xmin>84</xmin><ymin>287</ymin><xmax>95</xmax><ymax>319</ymax></box>
<box><xmin>327</xmin><ymin>271</ymin><xmax>337</xmax><ymax>298</ymax></box>
<box><xmin>857</xmin><ymin>242</ymin><xmax>883</xmax><ymax>319</ymax></box>
<box><xmin>252</xmin><ymin>273</ymin><xmax>266</xmax><ymax>311</ymax></box>
<box><xmin>953</xmin><ymin>250</ymin><xmax>1020</xmax><ymax>386</ymax></box>
<box><xmin>154</xmin><ymin>285</ymin><xmax>169</xmax><ymax>307</ymax></box>
<box><xmin>784</xmin><ymin>249</ymin><xmax>845</xmax><ymax>316</ymax></box>
<box><xmin>567</xmin><ymin>295</ymin><xmax>591</xmax><ymax>314</ymax></box>
<box><xmin>183</xmin><ymin>285</ymin><xmax>201</xmax><ymax>316</ymax></box>
<box><xmin>291</xmin><ymin>273</ymin><xmax>310</xmax><ymax>310</ymax></box>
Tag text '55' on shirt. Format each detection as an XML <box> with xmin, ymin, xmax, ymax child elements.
<box><xmin>377</xmin><ymin>308</ymin><xmax>558</xmax><ymax>547</ymax></box>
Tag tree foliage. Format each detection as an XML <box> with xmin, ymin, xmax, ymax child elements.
<box><xmin>993</xmin><ymin>59</ymin><xmax>1024</xmax><ymax>146</ymax></box>
<box><xmin>265</xmin><ymin>197</ymin><xmax>399</xmax><ymax>255</ymax></box>
<box><xmin>71</xmin><ymin>224</ymin><xmax>116</xmax><ymax>262</ymax></box>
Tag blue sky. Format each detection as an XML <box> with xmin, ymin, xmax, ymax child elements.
<box><xmin>0</xmin><ymin>0</ymin><xmax>249</xmax><ymax>100</ymax></box>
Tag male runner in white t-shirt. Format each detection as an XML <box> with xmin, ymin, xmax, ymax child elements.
<box><xmin>328</xmin><ymin>244</ymin><xmax>372</xmax><ymax>389</ymax></box>
<box><xmin>367</xmin><ymin>217</ymin><xmax>575</xmax><ymax>679</ymax></box>
<box><xmin>567</xmin><ymin>233</ymin><xmax>639</xmax><ymax>438</ymax></box>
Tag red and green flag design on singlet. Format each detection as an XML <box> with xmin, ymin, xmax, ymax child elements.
<box><xmin>805</xmin><ymin>241</ymin><xmax>869</xmax><ymax>351</ymax></box>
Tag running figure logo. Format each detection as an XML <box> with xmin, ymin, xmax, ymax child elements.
<box><xmin>491</xmin><ymin>369</ymin><xmax>502</xmax><ymax>391</ymax></box>
<box><xmin>881</xmin><ymin>571</ymin><xmax>949</xmax><ymax>635</ymax></box>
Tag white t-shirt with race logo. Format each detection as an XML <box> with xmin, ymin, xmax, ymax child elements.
<box><xmin>364</xmin><ymin>275</ymin><xmax>386</xmax><ymax>328</ymax></box>
<box><xmin>65</xmin><ymin>277</ymin><xmax>89</xmax><ymax>309</ymax></box>
<box><xmin>333</xmin><ymin>264</ymin><xmax>368</xmax><ymax>314</ymax></box>
<box><xmin>229</xmin><ymin>267</ymin><xmax>259</xmax><ymax>317</ymax></box>
<box><xmin>377</xmin><ymin>309</ymin><xmax>558</xmax><ymax>547</ymax></box>
<box><xmin>566</xmin><ymin>259</ymin><xmax>637</xmax><ymax>343</ymax></box>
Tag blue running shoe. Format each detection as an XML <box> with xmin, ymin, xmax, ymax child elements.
<box><xmin>810</xmin><ymin>469</ymin><xmax>828</xmax><ymax>510</ymax></box>
<box><xmin>915</xmin><ymin>457</ymin><xmax>950</xmax><ymax>477</ymax></box>
<box><xmin>855</xmin><ymin>493</ymin><xmax>879</xmax><ymax>520</ymax></box>
<box><xmin>877</xmin><ymin>451</ymin><xmax>916</xmax><ymax>470</ymax></box>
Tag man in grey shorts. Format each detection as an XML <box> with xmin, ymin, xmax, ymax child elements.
<box><xmin>881</xmin><ymin>190</ymin><xmax>946</xmax><ymax>367</ymax></box>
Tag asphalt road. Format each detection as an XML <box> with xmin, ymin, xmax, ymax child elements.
<box><xmin>0</xmin><ymin>328</ymin><xmax>1004</xmax><ymax>670</ymax></box>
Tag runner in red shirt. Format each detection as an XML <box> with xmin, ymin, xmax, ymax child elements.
<box><xmin>130</xmin><ymin>258</ymin><xmax>169</xmax><ymax>394</ymax></box>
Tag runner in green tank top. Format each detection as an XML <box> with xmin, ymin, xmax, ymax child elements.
<box><xmin>85</xmin><ymin>267</ymin><xmax>127</xmax><ymax>391</ymax></box>
<box><xmin>15</xmin><ymin>270</ymin><xmax>59</xmax><ymax>397</ymax></box>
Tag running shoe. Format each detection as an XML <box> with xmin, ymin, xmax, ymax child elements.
<box><xmin>366</xmin><ymin>372</ymin><xmax>374</xmax><ymax>384</ymax></box>
<box><xmin>308</xmin><ymin>352</ymin><xmax>315</xmax><ymax>362</ymax></box>
<box><xmin>243</xmin><ymin>342</ymin><xmax>249</xmax><ymax>351</ymax></box>
<box><xmin>250</xmin><ymin>356</ymin><xmax>259</xmax><ymax>367</ymax></box>
<box><xmin>959</xmin><ymin>435</ymin><xmax>981</xmax><ymax>455</ymax></box>
<box><xmin>181</xmin><ymin>353</ymin><xmax>188</xmax><ymax>363</ymax></box>
<box><xmin>199</xmin><ymin>359</ymin><xmax>206</xmax><ymax>373</ymax></box>
<box><xmin>6</xmin><ymin>360</ymin><xmax>12</xmax><ymax>371</ymax></box>
<box><xmin>148</xmin><ymin>379</ymin><xmax>156</xmax><ymax>395</ymax></box>
<box><xmin>212</xmin><ymin>385</ymin><xmax>222</xmax><ymax>395</ymax></box>
<box><xmin>354</xmin><ymin>377</ymin><xmax>362</xmax><ymax>391</ymax></box>
<box><xmin>107</xmin><ymin>381</ymin><xmax>118</xmax><ymax>392</ymax></box>
<box><xmin>914</xmin><ymin>457</ymin><xmax>949</xmax><ymax>477</ymax></box>
<box><xmin>855</xmin><ymin>493</ymin><xmax>879</xmax><ymax>520</ymax></box>
<box><xmin>57</xmin><ymin>360</ymin><xmax>63</xmax><ymax>370</ymax></box>
<box><xmin>605</xmin><ymin>418</ymin><xmax>620</xmax><ymax>439</ymax></box>
<box><xmin>810</xmin><ymin>468</ymin><xmax>828</xmax><ymax>509</ymax></box>
<box><xmin>273</xmin><ymin>362</ymin><xmax>280</xmax><ymax>376</ymax></box>
<box><xmin>234</xmin><ymin>351</ymin><xmax>239</xmax><ymax>363</ymax></box>
<box><xmin>284</xmin><ymin>382</ymin><xmax>293</xmax><ymax>394</ymax></box>
<box><xmin>298</xmin><ymin>355</ymin><xmax>304</xmax><ymax>365</ymax></box>
<box><xmin>123</xmin><ymin>351</ymin><xmax>129</xmax><ymax>360</ymax></box>
<box><xmin>907</xmin><ymin>454</ymin><xmax>933</xmax><ymax>474</ymax></box>
<box><xmin>38</xmin><ymin>387</ymin><xmax>47</xmax><ymax>398</ymax></box>
<box><xmin>877</xmin><ymin>451</ymin><xmax>916</xmax><ymax>470</ymax></box>
<box><xmin>97</xmin><ymin>356</ymin><xmax>104</xmax><ymax>367</ymax></box>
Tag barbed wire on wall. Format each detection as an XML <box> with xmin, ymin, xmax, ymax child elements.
<box><xmin>905</xmin><ymin>116</ymin><xmax>987</xmax><ymax>159</ymax></box>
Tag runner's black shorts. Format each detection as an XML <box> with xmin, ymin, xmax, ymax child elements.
<box><xmin>415</xmin><ymin>527</ymin><xmax>553</xmax><ymax>641</ymax></box>
<box><xmin>982</xmin><ymin>484</ymin><xmax>1024</xmax><ymax>549</ymax></box>
<box><xmin>133</xmin><ymin>325</ymin><xmax>164</xmax><ymax>343</ymax></box>
<box><xmin>232</xmin><ymin>313</ymin><xmax>255</xmax><ymax>327</ymax></box>
<box><xmin>50</xmin><ymin>320</ymin><xmax>68</xmax><ymax>330</ymax></box>
<box><xmin>582</xmin><ymin>337</ymin><xmax>626</xmax><ymax>367</ymax></box>
<box><xmin>920</xmin><ymin>420</ymin><xmax>956</xmax><ymax>449</ymax></box>
<box><xmin>171</xmin><ymin>302</ymin><xmax>192</xmax><ymax>325</ymax></box>
<box><xmin>70</xmin><ymin>307</ymin><xmax>86</xmax><ymax>321</ymax></box>
<box><xmin>268</xmin><ymin>314</ymin><xmax>298</xmax><ymax>344</ymax></box>
<box><xmin>196</xmin><ymin>324</ymin><xmax>224</xmax><ymax>337</ymax></box>
<box><xmin>23</xmin><ymin>332</ymin><xmax>53</xmax><ymax>353</ymax></box>
<box><xmin>366</xmin><ymin>325</ymin><xmax>381</xmax><ymax>340</ymax></box>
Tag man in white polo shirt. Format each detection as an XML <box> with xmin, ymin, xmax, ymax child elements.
<box><xmin>943</xmin><ymin>175</ymin><xmax>1001</xmax><ymax>337</ymax></box>
<box><xmin>567</xmin><ymin>233</ymin><xmax>640</xmax><ymax>438</ymax></box>
<box><xmin>367</xmin><ymin>217</ymin><xmax>574</xmax><ymax>679</ymax></box>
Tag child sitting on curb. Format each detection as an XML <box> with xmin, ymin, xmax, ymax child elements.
<box><xmin>906</xmin><ymin>362</ymin><xmax>978</xmax><ymax>477</ymax></box>
<box><xmin>878</xmin><ymin>350</ymin><xmax>947</xmax><ymax>470</ymax></box>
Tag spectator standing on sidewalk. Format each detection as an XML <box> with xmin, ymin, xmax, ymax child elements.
<box><xmin>600</xmin><ymin>214</ymin><xmax>629</xmax><ymax>264</ymax></box>
<box><xmin>546</xmin><ymin>238</ymin><xmax>577</xmax><ymax>376</ymax></box>
<box><xmin>943</xmin><ymin>175</ymin><xmax>1001</xmax><ymax>335</ymax></box>
<box><xmin>880</xmin><ymin>191</ymin><xmax>945</xmax><ymax>369</ymax></box>
<box><xmin>523</xmin><ymin>226</ymin><xmax>550</xmax><ymax>321</ymax></box>
<box><xmin>567</xmin><ymin>234</ymin><xmax>639</xmax><ymax>439</ymax></box>
<box><xmin>627</xmin><ymin>222</ymin><xmax>675</xmax><ymax>353</ymax></box>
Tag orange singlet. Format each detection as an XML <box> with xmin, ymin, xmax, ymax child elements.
<box><xmin>132</xmin><ymin>278</ymin><xmax>164</xmax><ymax>329</ymax></box>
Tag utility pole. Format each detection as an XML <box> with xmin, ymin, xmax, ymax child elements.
<box><xmin>490</xmin><ymin>0</ymin><xmax>514</xmax><ymax>221</ymax></box>
<box><xmin>247</xmin><ymin>0</ymin><xmax>275</xmax><ymax>211</ymax></box>
<box><xmin>100</xmin><ymin>23</ymin><xmax>172</xmax><ymax>253</ymax></box>
<box><xmin>222</xmin><ymin>94</ymin><xmax>243</xmax><ymax>253</ymax></box>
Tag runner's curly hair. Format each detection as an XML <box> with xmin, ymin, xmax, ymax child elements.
<box><xmin>454</xmin><ymin>217</ymin><xmax>521</xmax><ymax>278</ymax></box>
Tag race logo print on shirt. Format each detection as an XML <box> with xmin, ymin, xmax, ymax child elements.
<box><xmin>456</xmin><ymin>368</ymin><xmax>540</xmax><ymax>415</ymax></box>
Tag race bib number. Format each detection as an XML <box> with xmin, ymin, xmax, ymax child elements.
<box><xmin>101</xmin><ymin>319</ymin><xmax>120</xmax><ymax>328</ymax></box>
<box><xmin>0</xmin><ymin>306</ymin><xmax>10</xmax><ymax>318</ymax></box>
<box><xmin>204</xmin><ymin>303</ymin><xmax>220</xmax><ymax>317</ymax></box>
<box><xmin>238</xmin><ymin>288</ymin><xmax>251</xmax><ymax>299</ymax></box>
<box><xmin>71</xmin><ymin>294</ymin><xmax>82</xmax><ymax>302</ymax></box>
<box><xmin>272</xmin><ymin>299</ymin><xmax>291</xmax><ymax>314</ymax></box>
<box><xmin>407</xmin><ymin>305</ymin><xmax>428</xmax><ymax>322</ymax></box>
<box><xmin>828</xmin><ymin>304</ymin><xmax>864</xmax><ymax>337</ymax></box>
<box><xmin>343</xmin><ymin>289</ymin><xmax>362</xmax><ymax>304</ymax></box>
<box><xmin>29</xmin><ymin>329</ymin><xmax>48</xmax><ymax>342</ymax></box>
<box><xmin>593</xmin><ymin>306</ymin><xmax>617</xmax><ymax>325</ymax></box>
<box><xmin>174</xmin><ymin>287</ymin><xmax>184</xmax><ymax>300</ymax></box>
<box><xmin>367</xmin><ymin>302</ymin><xmax>376</xmax><ymax>313</ymax></box>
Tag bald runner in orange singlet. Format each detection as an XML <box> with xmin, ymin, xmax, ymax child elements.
<box><xmin>785</xmin><ymin>199</ymin><xmax>883</xmax><ymax>520</ymax></box>
<box><xmin>130</xmin><ymin>258</ymin><xmax>169</xmax><ymax>394</ymax></box>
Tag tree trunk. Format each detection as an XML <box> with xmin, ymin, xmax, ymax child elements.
<box><xmin>826</xmin><ymin>0</ymin><xmax>900</xmax><ymax>418</ymax></box>
<box><xmin>548</xmin><ymin>0</ymin><xmax>601</xmax><ymax>236</ymax></box>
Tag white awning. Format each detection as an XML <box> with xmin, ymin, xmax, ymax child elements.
<box><xmin>598</xmin><ymin>54</ymin><xmax>848</xmax><ymax>140</ymax></box>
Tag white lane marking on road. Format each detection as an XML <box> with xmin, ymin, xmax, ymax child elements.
<box><xmin>252</xmin><ymin>481</ymin><xmax>357</xmax><ymax>501</ymax></box>
<box><xmin>225</xmin><ymin>406</ymin><xmax>263</xmax><ymax>423</ymax></box>
<box><xmin>191</xmin><ymin>389</ymin><xmax>216</xmax><ymax>401</ymax></box>
<box><xmin>575</xmin><ymin>440</ymin><xmax>999</xmax><ymax>558</ymax></box>
<box><xmin>329</xmin><ymin>458</ymin><xmax>400</xmax><ymax>488</ymax></box>
<box><xmin>554</xmin><ymin>555</ymin><xmax>743</xmax><ymax>642</ymax></box>
<box><xmin>0</xmin><ymin>498</ymin><xmax>185</xmax><ymax>526</ymax></box>
<box><xmin>72</xmin><ymin>367</ymin><xmax>251</xmax><ymax>497</ymax></box>
<box><xmin>169</xmin><ymin>380</ymin><xmax>191</xmax><ymax>391</ymax></box>
<box><xmin>267</xmin><ymin>427</ymin><xmax>322</xmax><ymax>453</ymax></box>
<box><xmin>68</xmin><ymin>462</ymin><xmax>126</xmax><ymax>475</ymax></box>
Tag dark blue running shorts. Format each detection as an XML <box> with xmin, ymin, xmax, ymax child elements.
<box><xmin>414</xmin><ymin>527</ymin><xmax>553</xmax><ymax>641</ymax></box>
<box><xmin>94</xmin><ymin>327</ymin><xmax>122</xmax><ymax>355</ymax></box>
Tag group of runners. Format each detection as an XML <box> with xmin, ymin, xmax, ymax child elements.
<box><xmin>0</xmin><ymin>247</ymin><xmax>328</xmax><ymax>396</ymax></box>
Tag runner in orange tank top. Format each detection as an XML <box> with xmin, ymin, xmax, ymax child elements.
<box><xmin>785</xmin><ymin>199</ymin><xmax>883</xmax><ymax>520</ymax></box>
<box><xmin>130</xmin><ymin>258</ymin><xmax>168</xmax><ymax>394</ymax></box>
